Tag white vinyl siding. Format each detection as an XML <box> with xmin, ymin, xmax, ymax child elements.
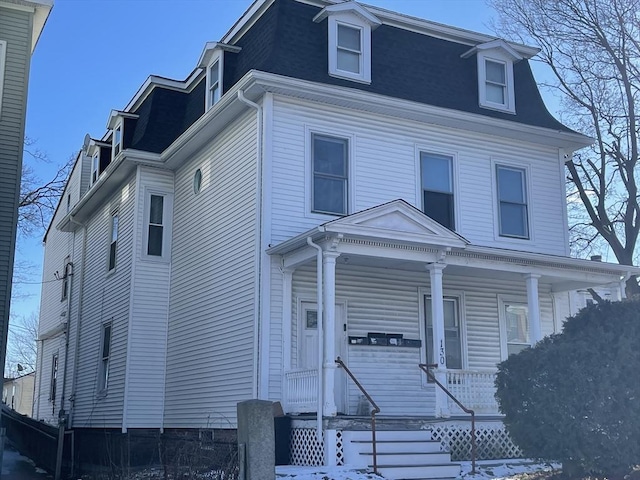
<box><xmin>286</xmin><ymin>264</ymin><xmax>555</xmax><ymax>416</ymax></box>
<box><xmin>71</xmin><ymin>175</ymin><xmax>137</xmax><ymax>427</ymax></box>
<box><xmin>269</xmin><ymin>96</ymin><xmax>567</xmax><ymax>255</ymax></box>
<box><xmin>164</xmin><ymin>111</ymin><xmax>258</xmax><ymax>428</ymax></box>
<box><xmin>123</xmin><ymin>167</ymin><xmax>173</xmax><ymax>429</ymax></box>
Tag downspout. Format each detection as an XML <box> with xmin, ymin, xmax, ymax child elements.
<box><xmin>237</xmin><ymin>90</ymin><xmax>266</xmax><ymax>398</ymax></box>
<box><xmin>67</xmin><ymin>216</ymin><xmax>87</xmax><ymax>427</ymax></box>
<box><xmin>306</xmin><ymin>237</ymin><xmax>323</xmax><ymax>441</ymax></box>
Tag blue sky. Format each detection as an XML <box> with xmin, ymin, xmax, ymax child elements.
<box><xmin>12</xmin><ymin>0</ymin><xmax>557</xmax><ymax>320</ymax></box>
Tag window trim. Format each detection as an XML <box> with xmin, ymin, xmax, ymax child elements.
<box><xmin>112</xmin><ymin>122</ymin><xmax>123</xmax><ymax>160</ymax></box>
<box><xmin>477</xmin><ymin>52</ymin><xmax>515</xmax><ymax>113</ymax></box>
<box><xmin>498</xmin><ymin>296</ymin><xmax>530</xmax><ymax>360</ymax></box>
<box><xmin>417</xmin><ymin>148</ymin><xmax>459</xmax><ymax>231</ymax></box>
<box><xmin>418</xmin><ymin>288</ymin><xmax>467</xmax><ymax>387</ymax></box>
<box><xmin>49</xmin><ymin>353</ymin><xmax>59</xmax><ymax>402</ymax></box>
<box><xmin>142</xmin><ymin>189</ymin><xmax>173</xmax><ymax>262</ymax></box>
<box><xmin>90</xmin><ymin>152</ymin><xmax>100</xmax><ymax>185</ymax></box>
<box><xmin>308</xmin><ymin>129</ymin><xmax>352</xmax><ymax>217</ymax></box>
<box><xmin>97</xmin><ymin>322</ymin><xmax>112</xmax><ymax>394</ymax></box>
<box><xmin>206</xmin><ymin>52</ymin><xmax>223</xmax><ymax>109</ymax></box>
<box><xmin>327</xmin><ymin>15</ymin><xmax>372</xmax><ymax>84</ymax></box>
<box><xmin>108</xmin><ymin>211</ymin><xmax>119</xmax><ymax>272</ymax></box>
<box><xmin>0</xmin><ymin>40</ymin><xmax>7</xmax><ymax>117</ymax></box>
<box><xmin>494</xmin><ymin>162</ymin><xmax>531</xmax><ymax>240</ymax></box>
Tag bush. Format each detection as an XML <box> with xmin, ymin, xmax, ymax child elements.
<box><xmin>495</xmin><ymin>300</ymin><xmax>640</xmax><ymax>476</ymax></box>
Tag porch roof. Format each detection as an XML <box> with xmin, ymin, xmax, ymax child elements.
<box><xmin>267</xmin><ymin>200</ymin><xmax>640</xmax><ymax>292</ymax></box>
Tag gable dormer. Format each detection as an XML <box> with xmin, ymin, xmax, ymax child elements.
<box><xmin>197</xmin><ymin>42</ymin><xmax>242</xmax><ymax>110</ymax></box>
<box><xmin>462</xmin><ymin>39</ymin><xmax>525</xmax><ymax>114</ymax></box>
<box><xmin>107</xmin><ymin>110</ymin><xmax>139</xmax><ymax>161</ymax></box>
<box><xmin>84</xmin><ymin>136</ymin><xmax>112</xmax><ymax>188</ymax></box>
<box><xmin>313</xmin><ymin>1</ymin><xmax>381</xmax><ymax>84</ymax></box>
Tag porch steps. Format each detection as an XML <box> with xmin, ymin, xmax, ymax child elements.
<box><xmin>342</xmin><ymin>430</ymin><xmax>460</xmax><ymax>480</ymax></box>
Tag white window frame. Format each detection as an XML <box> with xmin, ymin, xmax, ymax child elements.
<box><xmin>498</xmin><ymin>296</ymin><xmax>531</xmax><ymax>360</ymax></box>
<box><xmin>97</xmin><ymin>322</ymin><xmax>112</xmax><ymax>394</ymax></box>
<box><xmin>61</xmin><ymin>256</ymin><xmax>70</xmax><ymax>301</ymax></box>
<box><xmin>206</xmin><ymin>51</ymin><xmax>223</xmax><ymax>109</ymax></box>
<box><xmin>0</xmin><ymin>40</ymin><xmax>7</xmax><ymax>117</ymax></box>
<box><xmin>112</xmin><ymin>122</ymin><xmax>123</xmax><ymax>159</ymax></box>
<box><xmin>49</xmin><ymin>353</ymin><xmax>58</xmax><ymax>402</ymax></box>
<box><xmin>328</xmin><ymin>15</ymin><xmax>372</xmax><ymax>84</ymax></box>
<box><xmin>142</xmin><ymin>189</ymin><xmax>173</xmax><ymax>262</ymax></box>
<box><xmin>90</xmin><ymin>151</ymin><xmax>100</xmax><ymax>186</ymax></box>
<box><xmin>477</xmin><ymin>51</ymin><xmax>515</xmax><ymax>113</ymax></box>
<box><xmin>308</xmin><ymin>129</ymin><xmax>351</xmax><ymax>217</ymax></box>
<box><xmin>417</xmin><ymin>148</ymin><xmax>459</xmax><ymax>231</ymax></box>
<box><xmin>418</xmin><ymin>288</ymin><xmax>467</xmax><ymax>386</ymax></box>
<box><xmin>108</xmin><ymin>211</ymin><xmax>118</xmax><ymax>272</ymax></box>
<box><xmin>494</xmin><ymin>162</ymin><xmax>531</xmax><ymax>240</ymax></box>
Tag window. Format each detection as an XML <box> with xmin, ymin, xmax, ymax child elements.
<box><xmin>91</xmin><ymin>152</ymin><xmax>99</xmax><ymax>185</ymax></box>
<box><xmin>421</xmin><ymin>152</ymin><xmax>455</xmax><ymax>230</ymax></box>
<box><xmin>66</xmin><ymin>194</ymin><xmax>71</xmax><ymax>214</ymax></box>
<box><xmin>424</xmin><ymin>297</ymin><xmax>463</xmax><ymax>369</ymax></box>
<box><xmin>0</xmin><ymin>41</ymin><xmax>6</xmax><ymax>116</ymax></box>
<box><xmin>61</xmin><ymin>257</ymin><xmax>71</xmax><ymax>301</ymax></box>
<box><xmin>108</xmin><ymin>212</ymin><xmax>118</xmax><ymax>271</ymax></box>
<box><xmin>49</xmin><ymin>354</ymin><xmax>58</xmax><ymax>401</ymax></box>
<box><xmin>312</xmin><ymin>134</ymin><xmax>348</xmax><ymax>216</ymax></box>
<box><xmin>316</xmin><ymin>5</ymin><xmax>380</xmax><ymax>84</ymax></box>
<box><xmin>485</xmin><ymin>60</ymin><xmax>506</xmax><ymax>105</ymax></box>
<box><xmin>207</xmin><ymin>59</ymin><xmax>221</xmax><ymax>108</ymax></box>
<box><xmin>503</xmin><ymin>302</ymin><xmax>529</xmax><ymax>356</ymax></box>
<box><xmin>98</xmin><ymin>323</ymin><xmax>112</xmax><ymax>392</ymax></box>
<box><xmin>147</xmin><ymin>195</ymin><xmax>164</xmax><ymax>256</ymax></box>
<box><xmin>113</xmin><ymin>124</ymin><xmax>122</xmax><ymax>158</ymax></box>
<box><xmin>477</xmin><ymin>53</ymin><xmax>515</xmax><ymax>112</ymax></box>
<box><xmin>496</xmin><ymin>165</ymin><xmax>529</xmax><ymax>238</ymax></box>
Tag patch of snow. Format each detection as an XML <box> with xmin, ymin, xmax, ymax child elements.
<box><xmin>460</xmin><ymin>460</ymin><xmax>560</xmax><ymax>479</ymax></box>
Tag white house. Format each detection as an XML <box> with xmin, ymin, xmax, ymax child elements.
<box><xmin>34</xmin><ymin>0</ymin><xmax>639</xmax><ymax>477</ymax></box>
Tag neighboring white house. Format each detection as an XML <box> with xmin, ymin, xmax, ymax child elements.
<box><xmin>33</xmin><ymin>0</ymin><xmax>639</xmax><ymax>477</ymax></box>
<box><xmin>3</xmin><ymin>372</ymin><xmax>35</xmax><ymax>417</ymax></box>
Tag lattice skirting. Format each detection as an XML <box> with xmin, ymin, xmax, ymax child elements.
<box><xmin>430</xmin><ymin>421</ymin><xmax>522</xmax><ymax>461</ymax></box>
<box><xmin>289</xmin><ymin>429</ymin><xmax>344</xmax><ymax>466</ymax></box>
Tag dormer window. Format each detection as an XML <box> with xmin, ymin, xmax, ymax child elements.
<box><xmin>462</xmin><ymin>39</ymin><xmax>524</xmax><ymax>114</ymax></box>
<box><xmin>113</xmin><ymin>124</ymin><xmax>122</xmax><ymax>158</ymax></box>
<box><xmin>91</xmin><ymin>152</ymin><xmax>99</xmax><ymax>185</ymax></box>
<box><xmin>197</xmin><ymin>42</ymin><xmax>241</xmax><ymax>111</ymax></box>
<box><xmin>313</xmin><ymin>3</ymin><xmax>381</xmax><ymax>84</ymax></box>
<box><xmin>207</xmin><ymin>58</ymin><xmax>222</xmax><ymax>108</ymax></box>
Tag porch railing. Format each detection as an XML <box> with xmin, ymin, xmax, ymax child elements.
<box><xmin>419</xmin><ymin>363</ymin><xmax>476</xmax><ymax>474</ymax></box>
<box><xmin>336</xmin><ymin>356</ymin><xmax>380</xmax><ymax>475</ymax></box>
<box><xmin>284</xmin><ymin>368</ymin><xmax>318</xmax><ymax>413</ymax></box>
<box><xmin>445</xmin><ymin>369</ymin><xmax>499</xmax><ymax>414</ymax></box>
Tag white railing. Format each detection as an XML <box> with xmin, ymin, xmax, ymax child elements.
<box><xmin>284</xmin><ymin>368</ymin><xmax>319</xmax><ymax>414</ymax></box>
<box><xmin>446</xmin><ymin>369</ymin><xmax>499</xmax><ymax>414</ymax></box>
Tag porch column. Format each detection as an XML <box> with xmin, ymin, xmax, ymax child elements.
<box><xmin>323</xmin><ymin>250</ymin><xmax>340</xmax><ymax>418</ymax></box>
<box><xmin>282</xmin><ymin>267</ymin><xmax>294</xmax><ymax>372</ymax></box>
<box><xmin>427</xmin><ymin>262</ymin><xmax>449</xmax><ymax>417</ymax></box>
<box><xmin>525</xmin><ymin>274</ymin><xmax>542</xmax><ymax>344</ymax></box>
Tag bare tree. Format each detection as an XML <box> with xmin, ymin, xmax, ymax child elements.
<box><xmin>5</xmin><ymin>312</ymin><xmax>38</xmax><ymax>377</ymax></box>
<box><xmin>489</xmin><ymin>0</ymin><xmax>640</xmax><ymax>296</ymax></box>
<box><xmin>19</xmin><ymin>137</ymin><xmax>73</xmax><ymax>238</ymax></box>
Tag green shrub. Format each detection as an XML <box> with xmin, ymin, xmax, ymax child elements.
<box><xmin>495</xmin><ymin>300</ymin><xmax>640</xmax><ymax>476</ymax></box>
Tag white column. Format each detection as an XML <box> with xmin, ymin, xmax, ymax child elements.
<box><xmin>525</xmin><ymin>274</ymin><xmax>542</xmax><ymax>344</ymax></box>
<box><xmin>282</xmin><ymin>268</ymin><xmax>294</xmax><ymax>372</ymax></box>
<box><xmin>322</xmin><ymin>251</ymin><xmax>340</xmax><ymax>418</ymax></box>
<box><xmin>427</xmin><ymin>262</ymin><xmax>449</xmax><ymax>417</ymax></box>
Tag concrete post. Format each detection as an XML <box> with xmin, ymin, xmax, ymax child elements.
<box><xmin>237</xmin><ymin>400</ymin><xmax>275</xmax><ymax>480</ymax></box>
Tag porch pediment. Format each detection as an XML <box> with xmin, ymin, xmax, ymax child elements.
<box><xmin>322</xmin><ymin>200</ymin><xmax>469</xmax><ymax>249</ymax></box>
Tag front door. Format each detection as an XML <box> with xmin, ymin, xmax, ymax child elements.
<box><xmin>300</xmin><ymin>301</ymin><xmax>347</xmax><ymax>414</ymax></box>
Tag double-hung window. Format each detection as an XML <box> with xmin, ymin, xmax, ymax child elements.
<box><xmin>108</xmin><ymin>212</ymin><xmax>118</xmax><ymax>271</ymax></box>
<box><xmin>91</xmin><ymin>152</ymin><xmax>100</xmax><ymax>185</ymax></box>
<box><xmin>49</xmin><ymin>354</ymin><xmax>58</xmax><ymax>401</ymax></box>
<box><xmin>207</xmin><ymin>59</ymin><xmax>221</xmax><ymax>107</ymax></box>
<box><xmin>98</xmin><ymin>323</ymin><xmax>112</xmax><ymax>392</ymax></box>
<box><xmin>113</xmin><ymin>125</ymin><xmax>122</xmax><ymax>158</ymax></box>
<box><xmin>421</xmin><ymin>152</ymin><xmax>455</xmax><ymax>230</ymax></box>
<box><xmin>496</xmin><ymin>165</ymin><xmax>529</xmax><ymax>238</ymax></box>
<box><xmin>485</xmin><ymin>59</ymin><xmax>507</xmax><ymax>106</ymax></box>
<box><xmin>312</xmin><ymin>134</ymin><xmax>348</xmax><ymax>216</ymax></box>
<box><xmin>424</xmin><ymin>296</ymin><xmax>462</xmax><ymax>369</ymax></box>
<box><xmin>336</xmin><ymin>23</ymin><xmax>362</xmax><ymax>75</ymax></box>
<box><xmin>147</xmin><ymin>195</ymin><xmax>165</xmax><ymax>256</ymax></box>
<box><xmin>504</xmin><ymin>302</ymin><xmax>529</xmax><ymax>356</ymax></box>
<box><xmin>61</xmin><ymin>257</ymin><xmax>71</xmax><ymax>301</ymax></box>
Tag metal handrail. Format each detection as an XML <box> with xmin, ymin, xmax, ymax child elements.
<box><xmin>336</xmin><ymin>356</ymin><xmax>380</xmax><ymax>474</ymax></box>
<box><xmin>419</xmin><ymin>363</ymin><xmax>476</xmax><ymax>474</ymax></box>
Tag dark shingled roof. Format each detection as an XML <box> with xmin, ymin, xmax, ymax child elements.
<box><xmin>122</xmin><ymin>0</ymin><xmax>572</xmax><ymax>155</ymax></box>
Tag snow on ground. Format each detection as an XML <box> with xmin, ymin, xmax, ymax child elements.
<box><xmin>276</xmin><ymin>460</ymin><xmax>560</xmax><ymax>480</ymax></box>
